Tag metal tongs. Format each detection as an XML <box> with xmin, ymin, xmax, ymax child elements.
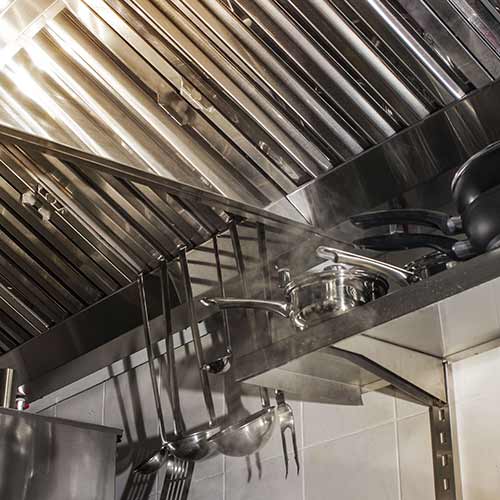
<box><xmin>275</xmin><ymin>390</ymin><xmax>299</xmax><ymax>478</ymax></box>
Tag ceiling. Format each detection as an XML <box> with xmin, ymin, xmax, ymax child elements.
<box><xmin>0</xmin><ymin>0</ymin><xmax>500</xmax><ymax>354</ymax></box>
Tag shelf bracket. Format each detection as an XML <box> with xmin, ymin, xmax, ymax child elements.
<box><xmin>430</xmin><ymin>405</ymin><xmax>457</xmax><ymax>500</ymax></box>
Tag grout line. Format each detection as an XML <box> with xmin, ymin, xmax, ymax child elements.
<box><xmin>393</xmin><ymin>398</ymin><xmax>403</xmax><ymax>500</ymax></box>
<box><xmin>192</xmin><ymin>470</ymin><xmax>225</xmax><ymax>483</ymax></box>
<box><xmin>395</xmin><ymin>421</ymin><xmax>403</xmax><ymax>500</ymax></box>
<box><xmin>223</xmin><ymin>453</ymin><xmax>226</xmax><ymax>500</ymax></box>
<box><xmin>301</xmin><ymin>417</ymin><xmax>396</xmax><ymax>451</ymax></box>
<box><xmin>222</xmin><ymin>374</ymin><xmax>227</xmax><ymax>499</ymax></box>
<box><xmin>300</xmin><ymin>400</ymin><xmax>305</xmax><ymax>448</ymax></box>
<box><xmin>396</xmin><ymin>410</ymin><xmax>429</xmax><ymax>422</ymax></box>
<box><xmin>301</xmin><ymin>401</ymin><xmax>306</xmax><ymax>500</ymax></box>
<box><xmin>101</xmin><ymin>382</ymin><xmax>106</xmax><ymax>426</ymax></box>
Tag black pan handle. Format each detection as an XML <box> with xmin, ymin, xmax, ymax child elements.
<box><xmin>350</xmin><ymin>209</ymin><xmax>462</xmax><ymax>235</ymax></box>
<box><xmin>354</xmin><ymin>233</ymin><xmax>458</xmax><ymax>257</ymax></box>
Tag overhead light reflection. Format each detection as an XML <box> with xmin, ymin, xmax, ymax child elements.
<box><xmin>0</xmin><ymin>0</ymin><xmax>13</xmax><ymax>13</ymax></box>
<box><xmin>3</xmin><ymin>53</ymin><xmax>103</xmax><ymax>154</ymax></box>
<box><xmin>0</xmin><ymin>82</ymin><xmax>50</xmax><ymax>137</ymax></box>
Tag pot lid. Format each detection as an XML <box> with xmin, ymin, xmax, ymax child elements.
<box><xmin>285</xmin><ymin>264</ymin><xmax>390</xmax><ymax>292</ymax></box>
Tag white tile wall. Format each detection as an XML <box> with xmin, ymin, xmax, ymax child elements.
<box><xmin>305</xmin><ymin>422</ymin><xmax>400</xmax><ymax>500</ymax></box>
<box><xmin>449</xmin><ymin>346</ymin><xmax>500</xmax><ymax>403</ymax></box>
<box><xmin>302</xmin><ymin>391</ymin><xmax>395</xmax><ymax>447</ymax></box>
<box><xmin>397</xmin><ymin>413</ymin><xmax>434</xmax><ymax>500</ymax></box>
<box><xmin>395</xmin><ymin>396</ymin><xmax>429</xmax><ymax>420</ymax></box>
<box><xmin>449</xmin><ymin>346</ymin><xmax>500</xmax><ymax>500</ymax></box>
<box><xmin>439</xmin><ymin>282</ymin><xmax>500</xmax><ymax>356</ymax></box>
<box><xmin>226</xmin><ymin>454</ymin><xmax>303</xmax><ymax>500</ymax></box>
<box><xmin>34</xmin><ymin>359</ymin><xmax>435</xmax><ymax>500</ymax></box>
<box><xmin>56</xmin><ymin>383</ymin><xmax>104</xmax><ymax>425</ymax></box>
<box><xmin>188</xmin><ymin>474</ymin><xmax>224</xmax><ymax>500</ymax></box>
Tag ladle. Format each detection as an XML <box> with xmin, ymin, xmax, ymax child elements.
<box><xmin>134</xmin><ymin>273</ymin><xmax>181</xmax><ymax>476</ymax></box>
<box><xmin>202</xmin><ymin>234</ymin><xmax>232</xmax><ymax>375</ymax></box>
<box><xmin>207</xmin><ymin>223</ymin><xmax>276</xmax><ymax>457</ymax></box>
<box><xmin>160</xmin><ymin>258</ymin><xmax>218</xmax><ymax>461</ymax></box>
<box><xmin>165</xmin><ymin>248</ymin><xmax>220</xmax><ymax>461</ymax></box>
<box><xmin>208</xmin><ymin>387</ymin><xmax>275</xmax><ymax>457</ymax></box>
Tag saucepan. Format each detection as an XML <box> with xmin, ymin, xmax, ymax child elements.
<box><xmin>201</xmin><ymin>246</ymin><xmax>418</xmax><ymax>330</ymax></box>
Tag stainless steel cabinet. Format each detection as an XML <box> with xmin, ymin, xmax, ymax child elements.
<box><xmin>0</xmin><ymin>408</ymin><xmax>121</xmax><ymax>500</ymax></box>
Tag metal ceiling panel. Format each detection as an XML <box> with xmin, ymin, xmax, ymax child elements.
<box><xmin>0</xmin><ymin>0</ymin><xmax>499</xmax><ymax>354</ymax></box>
<box><xmin>0</xmin><ymin>121</ymin><xmax>348</xmax><ymax>355</ymax></box>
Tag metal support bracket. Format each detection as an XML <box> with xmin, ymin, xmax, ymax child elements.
<box><xmin>430</xmin><ymin>406</ymin><xmax>457</xmax><ymax>500</ymax></box>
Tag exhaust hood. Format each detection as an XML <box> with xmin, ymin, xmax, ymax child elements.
<box><xmin>1</xmin><ymin>0</ymin><xmax>500</xmax><ymax>402</ymax></box>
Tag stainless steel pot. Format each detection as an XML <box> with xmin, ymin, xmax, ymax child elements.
<box><xmin>201</xmin><ymin>246</ymin><xmax>418</xmax><ymax>330</ymax></box>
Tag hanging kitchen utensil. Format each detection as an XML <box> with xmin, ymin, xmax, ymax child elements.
<box><xmin>257</xmin><ymin>222</ymin><xmax>274</xmax><ymax>338</ymax></box>
<box><xmin>160</xmin><ymin>457</ymin><xmax>194</xmax><ymax>500</ymax></box>
<box><xmin>208</xmin><ymin>386</ymin><xmax>275</xmax><ymax>457</ymax></box>
<box><xmin>201</xmin><ymin>245</ymin><xmax>417</xmax><ymax>330</ymax></box>
<box><xmin>275</xmin><ymin>390</ymin><xmax>299</xmax><ymax>478</ymax></box>
<box><xmin>165</xmin><ymin>249</ymin><xmax>220</xmax><ymax>462</ymax></box>
<box><xmin>134</xmin><ymin>274</ymin><xmax>184</xmax><ymax>476</ymax></box>
<box><xmin>207</xmin><ymin>223</ymin><xmax>276</xmax><ymax>457</ymax></box>
<box><xmin>156</xmin><ymin>259</ymin><xmax>218</xmax><ymax>462</ymax></box>
<box><xmin>201</xmin><ymin>235</ymin><xmax>232</xmax><ymax>375</ymax></box>
<box><xmin>160</xmin><ymin>260</ymin><xmax>185</xmax><ymax>439</ymax></box>
<box><xmin>260</xmin><ymin>225</ymin><xmax>298</xmax><ymax>474</ymax></box>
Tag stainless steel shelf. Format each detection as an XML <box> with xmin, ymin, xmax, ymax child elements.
<box><xmin>234</xmin><ymin>247</ymin><xmax>500</xmax><ymax>382</ymax></box>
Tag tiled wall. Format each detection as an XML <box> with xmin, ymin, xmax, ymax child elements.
<box><xmin>33</xmin><ymin>339</ymin><xmax>435</xmax><ymax>500</ymax></box>
<box><xmin>449</xmin><ymin>346</ymin><xmax>500</xmax><ymax>500</ymax></box>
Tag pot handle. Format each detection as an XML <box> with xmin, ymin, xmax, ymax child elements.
<box><xmin>201</xmin><ymin>297</ymin><xmax>291</xmax><ymax>318</ymax></box>
<box><xmin>350</xmin><ymin>209</ymin><xmax>462</xmax><ymax>235</ymax></box>
<box><xmin>316</xmin><ymin>246</ymin><xmax>419</xmax><ymax>286</ymax></box>
<box><xmin>354</xmin><ymin>233</ymin><xmax>458</xmax><ymax>257</ymax></box>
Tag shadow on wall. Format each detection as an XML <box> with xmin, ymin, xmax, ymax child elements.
<box><xmin>115</xmin><ymin>438</ymin><xmax>266</xmax><ymax>500</ymax></box>
<box><xmin>110</xmin><ymin>339</ymin><xmax>273</xmax><ymax>500</ymax></box>
<box><xmin>111</xmin><ymin>360</ymin><xmax>157</xmax><ymax>500</ymax></box>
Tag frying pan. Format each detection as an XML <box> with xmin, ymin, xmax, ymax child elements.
<box><xmin>451</xmin><ymin>141</ymin><xmax>500</xmax><ymax>213</ymax></box>
<box><xmin>351</xmin><ymin>186</ymin><xmax>500</xmax><ymax>256</ymax></box>
<box><xmin>353</xmin><ymin>142</ymin><xmax>500</xmax><ymax>256</ymax></box>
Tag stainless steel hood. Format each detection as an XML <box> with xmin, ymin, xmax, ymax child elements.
<box><xmin>1</xmin><ymin>0</ymin><xmax>500</xmax><ymax>400</ymax></box>
<box><xmin>0</xmin><ymin>123</ymin><xmax>341</xmax><ymax>355</ymax></box>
